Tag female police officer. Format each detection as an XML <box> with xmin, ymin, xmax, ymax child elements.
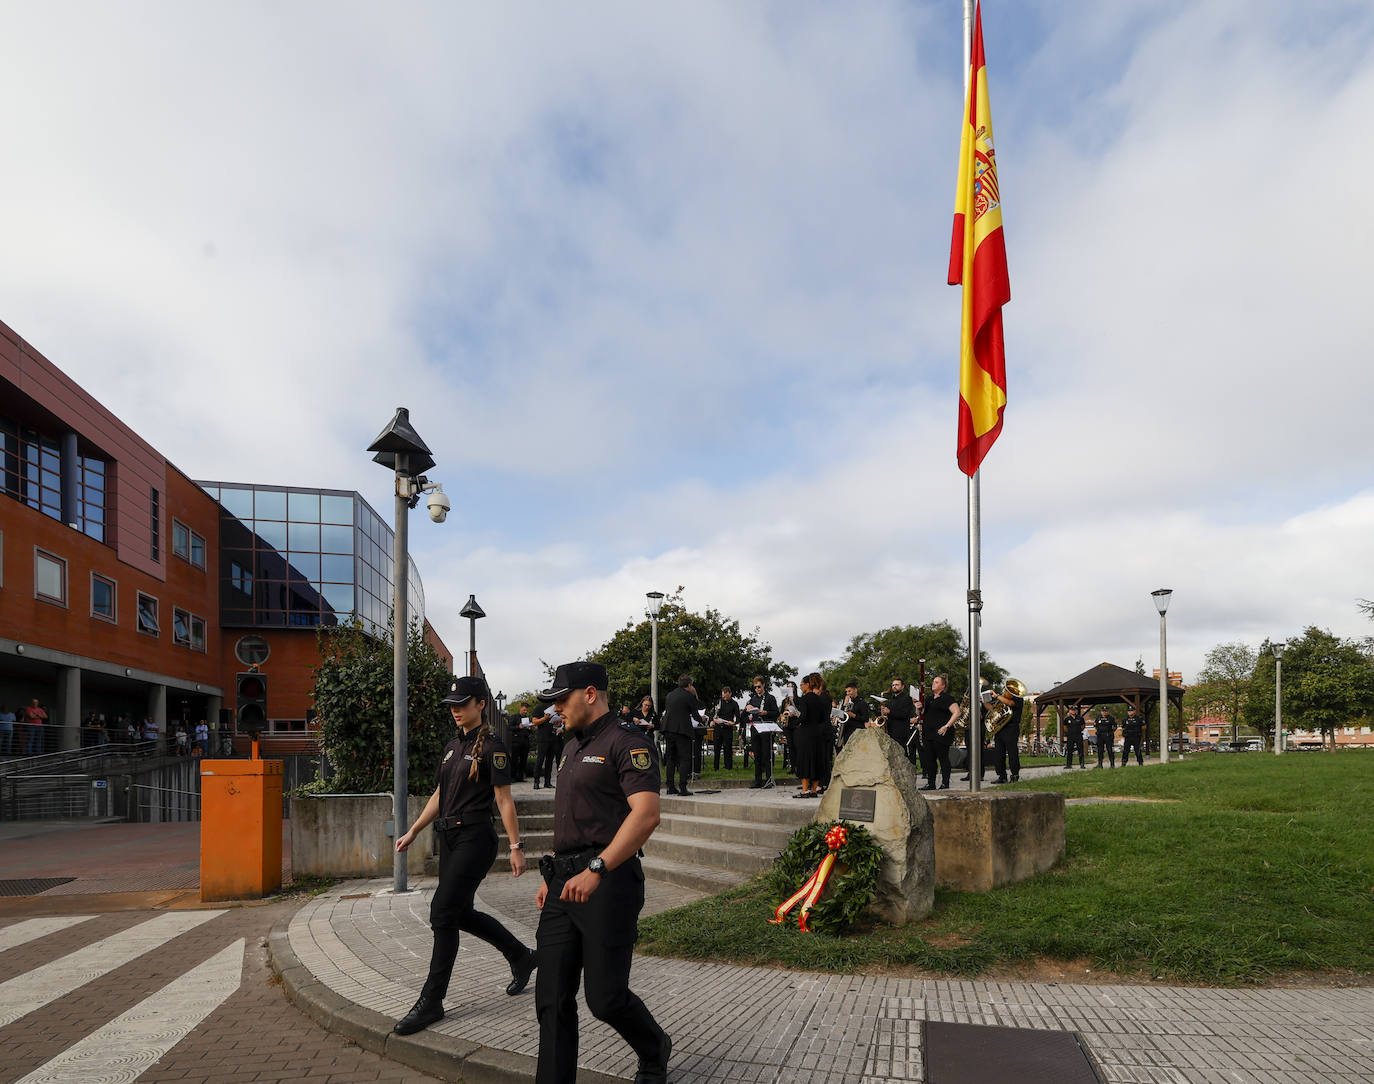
<box><xmin>393</xmin><ymin>675</ymin><xmax>537</xmax><ymax>1035</ymax></box>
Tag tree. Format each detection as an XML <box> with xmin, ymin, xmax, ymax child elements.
<box><xmin>588</xmin><ymin>589</ymin><xmax>794</xmax><ymax>710</ymax></box>
<box><xmin>1280</xmin><ymin>626</ymin><xmax>1374</xmax><ymax>748</ymax></box>
<box><xmin>1196</xmin><ymin>641</ymin><xmax>1258</xmax><ymax>745</ymax></box>
<box><xmin>1239</xmin><ymin>644</ymin><xmax>1279</xmax><ymax>747</ymax></box>
<box><xmin>817</xmin><ymin>621</ymin><xmax>1007</xmax><ymax>703</ymax></box>
<box><xmin>312</xmin><ymin>618</ymin><xmax>453</xmax><ymax>794</ymax></box>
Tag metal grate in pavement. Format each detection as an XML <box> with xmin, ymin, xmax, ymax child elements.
<box><xmin>926</xmin><ymin>1021</ymin><xmax>1101</xmax><ymax>1084</ymax></box>
<box><xmin>0</xmin><ymin>877</ymin><xmax>76</xmax><ymax>897</ymax></box>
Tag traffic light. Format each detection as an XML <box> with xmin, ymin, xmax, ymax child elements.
<box><xmin>236</xmin><ymin>671</ymin><xmax>268</xmax><ymax>735</ymax></box>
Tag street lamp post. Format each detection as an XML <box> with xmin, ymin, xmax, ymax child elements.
<box><xmin>1152</xmin><ymin>588</ymin><xmax>1173</xmax><ymax>764</ymax></box>
<box><xmin>461</xmin><ymin>595</ymin><xmax>486</xmax><ymax>677</ymax></box>
<box><xmin>646</xmin><ymin>591</ymin><xmax>665</xmax><ymax>713</ymax></box>
<box><xmin>1272</xmin><ymin>642</ymin><xmax>1286</xmax><ymax>755</ymax></box>
<box><xmin>368</xmin><ymin>407</ymin><xmax>442</xmax><ymax>894</ymax></box>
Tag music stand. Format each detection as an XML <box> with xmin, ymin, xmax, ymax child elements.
<box><xmin>753</xmin><ymin>722</ymin><xmax>782</xmax><ymax>789</ymax></box>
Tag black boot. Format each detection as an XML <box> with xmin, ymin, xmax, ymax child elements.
<box><xmin>635</xmin><ymin>1032</ymin><xmax>672</xmax><ymax>1084</ymax></box>
<box><xmin>506</xmin><ymin>949</ymin><xmax>537</xmax><ymax>996</ymax></box>
<box><xmin>394</xmin><ymin>995</ymin><xmax>444</xmax><ymax>1035</ymax></box>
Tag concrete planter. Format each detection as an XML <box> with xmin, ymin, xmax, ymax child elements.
<box><xmin>290</xmin><ymin>793</ymin><xmax>433</xmax><ymax>878</ymax></box>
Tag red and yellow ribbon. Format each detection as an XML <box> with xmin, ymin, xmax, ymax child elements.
<box><xmin>769</xmin><ymin>825</ymin><xmax>848</xmax><ymax>933</ymax></box>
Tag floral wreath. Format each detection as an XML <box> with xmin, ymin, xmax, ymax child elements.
<box><xmin>766</xmin><ymin>820</ymin><xmax>883</xmax><ymax>936</ymax></box>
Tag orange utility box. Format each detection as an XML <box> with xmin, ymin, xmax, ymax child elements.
<box><xmin>200</xmin><ymin>757</ymin><xmax>283</xmax><ymax>901</ymax></box>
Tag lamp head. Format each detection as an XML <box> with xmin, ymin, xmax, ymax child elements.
<box><xmin>460</xmin><ymin>594</ymin><xmax>486</xmax><ymax>621</ymax></box>
<box><xmin>646</xmin><ymin>590</ymin><xmax>665</xmax><ymax>618</ymax></box>
<box><xmin>1151</xmin><ymin>588</ymin><xmax>1173</xmax><ymax>615</ymax></box>
<box><xmin>1271</xmin><ymin>641</ymin><xmax>1286</xmax><ymax>660</ymax></box>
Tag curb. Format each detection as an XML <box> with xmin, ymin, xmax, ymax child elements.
<box><xmin>266</xmin><ymin>922</ymin><xmax>624</xmax><ymax>1083</ymax></box>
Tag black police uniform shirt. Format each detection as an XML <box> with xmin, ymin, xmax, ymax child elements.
<box><xmin>437</xmin><ymin>726</ymin><xmax>512</xmax><ymax>822</ymax></box>
<box><xmin>1064</xmin><ymin>712</ymin><xmax>1085</xmax><ymax>736</ymax></box>
<box><xmin>551</xmin><ymin>713</ymin><xmax>660</xmax><ymax>853</ymax></box>
<box><xmin>923</xmin><ymin>692</ymin><xmax>958</xmax><ymax>740</ymax></box>
<box><xmin>1123</xmin><ymin>713</ymin><xmax>1143</xmax><ymax>738</ymax></box>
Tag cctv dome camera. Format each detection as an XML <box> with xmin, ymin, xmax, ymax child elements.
<box><xmin>427</xmin><ymin>485</ymin><xmax>451</xmax><ymax>523</ymax></box>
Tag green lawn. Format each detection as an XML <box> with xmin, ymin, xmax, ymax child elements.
<box><xmin>637</xmin><ymin>751</ymin><xmax>1374</xmax><ymax>985</ymax></box>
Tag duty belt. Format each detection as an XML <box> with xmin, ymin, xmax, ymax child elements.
<box><xmin>538</xmin><ymin>847</ymin><xmax>602</xmax><ymax>881</ymax></box>
<box><xmin>433</xmin><ymin>816</ymin><xmax>463</xmax><ymax>831</ymax></box>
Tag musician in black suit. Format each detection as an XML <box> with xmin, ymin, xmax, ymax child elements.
<box><xmin>744</xmin><ymin>677</ymin><xmax>780</xmax><ymax>788</ymax></box>
<box><xmin>883</xmin><ymin>677</ymin><xmax>916</xmax><ymax>763</ymax></box>
<box><xmin>919</xmin><ymin>674</ymin><xmax>961</xmax><ymax>791</ymax></box>
<box><xmin>839</xmin><ymin>680</ymin><xmax>868</xmax><ymax>746</ymax></box>
<box><xmin>990</xmin><ymin>685</ymin><xmax>1023</xmax><ymax>784</ymax></box>
<box><xmin>712</xmin><ymin>687</ymin><xmax>739</xmax><ymax>770</ymax></box>
<box><xmin>661</xmin><ymin>675</ymin><xmax>703</xmax><ymax>796</ymax></box>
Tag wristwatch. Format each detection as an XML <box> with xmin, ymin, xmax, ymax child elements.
<box><xmin>586</xmin><ymin>856</ymin><xmax>606</xmax><ymax>875</ymax></box>
<box><xmin>510</xmin><ymin>841</ymin><xmax>523</xmax><ymax>850</ymax></box>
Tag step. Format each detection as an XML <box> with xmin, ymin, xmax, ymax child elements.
<box><xmin>656</xmin><ymin>812</ymin><xmax>799</xmax><ymax>851</ymax></box>
<box><xmin>639</xmin><ymin>855</ymin><xmax>748</xmax><ymax>895</ymax></box>
<box><xmin>642</xmin><ymin>830</ymin><xmax>780</xmax><ymax>877</ymax></box>
<box><xmin>657</xmin><ymin>794</ymin><xmax>815</xmax><ymax>827</ymax></box>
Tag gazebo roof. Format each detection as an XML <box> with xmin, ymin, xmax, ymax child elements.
<box><xmin>1033</xmin><ymin>661</ymin><xmax>1185</xmax><ymax>709</ymax></box>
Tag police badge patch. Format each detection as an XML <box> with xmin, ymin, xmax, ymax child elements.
<box><xmin>630</xmin><ymin>749</ymin><xmax>651</xmax><ymax>771</ymax></box>
<box><xmin>493</xmin><ymin>752</ymin><xmax>507</xmax><ymax>771</ymax></box>
<box><xmin>443</xmin><ymin>749</ymin><xmax>454</xmax><ymax>762</ymax></box>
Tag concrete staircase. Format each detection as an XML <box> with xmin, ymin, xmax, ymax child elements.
<box><xmin>431</xmin><ymin>788</ymin><xmax>813</xmax><ymax>895</ymax></box>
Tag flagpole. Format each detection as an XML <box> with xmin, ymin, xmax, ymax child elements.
<box><xmin>963</xmin><ymin>0</ymin><xmax>982</xmax><ymax>794</ymax></box>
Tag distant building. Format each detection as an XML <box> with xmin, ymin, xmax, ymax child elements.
<box><xmin>1</xmin><ymin>317</ymin><xmax>451</xmax><ymax>756</ymax></box>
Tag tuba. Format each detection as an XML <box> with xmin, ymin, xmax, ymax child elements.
<box><xmin>985</xmin><ymin>678</ymin><xmax>1028</xmax><ymax>738</ymax></box>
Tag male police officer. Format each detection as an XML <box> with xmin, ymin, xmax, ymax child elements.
<box><xmin>534</xmin><ymin>661</ymin><xmax>671</xmax><ymax>1084</ymax></box>
<box><xmin>1063</xmin><ymin>704</ymin><xmax>1087</xmax><ymax>768</ymax></box>
<box><xmin>1121</xmin><ymin>704</ymin><xmax>1146</xmax><ymax>764</ymax></box>
<box><xmin>1095</xmin><ymin>708</ymin><xmax>1117</xmax><ymax>768</ymax></box>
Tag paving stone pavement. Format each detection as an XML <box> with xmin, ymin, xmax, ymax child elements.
<box><xmin>278</xmin><ymin>876</ymin><xmax>1374</xmax><ymax>1084</ymax></box>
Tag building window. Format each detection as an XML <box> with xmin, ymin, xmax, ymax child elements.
<box><xmin>137</xmin><ymin>592</ymin><xmax>160</xmax><ymax>636</ymax></box>
<box><xmin>150</xmin><ymin>487</ymin><xmax>160</xmax><ymax>561</ymax></box>
<box><xmin>34</xmin><ymin>548</ymin><xmax>67</xmax><ymax>605</ymax></box>
<box><xmin>1</xmin><ymin>416</ymin><xmax>108</xmax><ymax>541</ymax></box>
<box><xmin>172</xmin><ymin>607</ymin><xmax>192</xmax><ymax>645</ymax></box>
<box><xmin>190</xmin><ymin>531</ymin><xmax>206</xmax><ymax>569</ymax></box>
<box><xmin>230</xmin><ymin>559</ymin><xmax>253</xmax><ymax>595</ymax></box>
<box><xmin>173</xmin><ymin>520</ymin><xmax>190</xmax><ymax>559</ymax></box>
<box><xmin>91</xmin><ymin>573</ymin><xmax>116</xmax><ymax>621</ymax></box>
<box><xmin>190</xmin><ymin>614</ymin><xmax>207</xmax><ymax>652</ymax></box>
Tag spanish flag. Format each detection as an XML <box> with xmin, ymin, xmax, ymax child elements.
<box><xmin>948</xmin><ymin>0</ymin><xmax>1009</xmax><ymax>477</ymax></box>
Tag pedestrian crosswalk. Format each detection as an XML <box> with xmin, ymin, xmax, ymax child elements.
<box><xmin>0</xmin><ymin>910</ymin><xmax>239</xmax><ymax>1083</ymax></box>
<box><xmin>13</xmin><ymin>938</ymin><xmax>244</xmax><ymax>1084</ymax></box>
<box><xmin>0</xmin><ymin>911</ymin><xmax>224</xmax><ymax>1028</ymax></box>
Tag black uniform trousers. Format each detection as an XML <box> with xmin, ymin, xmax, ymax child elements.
<box><xmin>714</xmin><ymin>724</ymin><xmax>735</xmax><ymax>770</ymax></box>
<box><xmin>424</xmin><ymin>823</ymin><xmax>527</xmax><ymax>1001</ymax></box>
<box><xmin>1122</xmin><ymin>730</ymin><xmax>1144</xmax><ymax>764</ymax></box>
<box><xmin>1097</xmin><ymin>732</ymin><xmax>1116</xmax><ymax>767</ymax></box>
<box><xmin>993</xmin><ymin>726</ymin><xmax>1021</xmax><ymax>781</ymax></box>
<box><xmin>691</xmin><ymin>732</ymin><xmax>705</xmax><ymax>776</ymax></box>
<box><xmin>1065</xmin><ymin>731</ymin><xmax>1086</xmax><ymax>767</ymax></box>
<box><xmin>535</xmin><ymin>738</ymin><xmax>558</xmax><ymax>787</ymax></box>
<box><xmin>511</xmin><ymin>732</ymin><xmax>531</xmax><ymax>781</ymax></box>
<box><xmin>535</xmin><ymin>859</ymin><xmax>666</xmax><ymax>1084</ymax></box>
<box><xmin>663</xmin><ymin>733</ymin><xmax>693</xmax><ymax>793</ymax></box>
<box><xmin>923</xmin><ymin>732</ymin><xmax>953</xmax><ymax>787</ymax></box>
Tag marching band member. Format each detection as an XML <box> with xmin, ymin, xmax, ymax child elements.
<box><xmin>745</xmin><ymin>677</ymin><xmax>780</xmax><ymax>789</ymax></box>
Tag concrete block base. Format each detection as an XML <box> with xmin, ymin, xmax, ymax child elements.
<box><xmin>926</xmin><ymin>790</ymin><xmax>1065</xmax><ymax>892</ymax></box>
<box><xmin>290</xmin><ymin>793</ymin><xmax>432</xmax><ymax>878</ymax></box>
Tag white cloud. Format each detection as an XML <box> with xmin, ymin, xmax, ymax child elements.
<box><xmin>2</xmin><ymin>2</ymin><xmax>1371</xmax><ymax>702</ymax></box>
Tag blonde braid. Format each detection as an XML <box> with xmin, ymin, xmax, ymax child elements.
<box><xmin>468</xmin><ymin>719</ymin><xmax>491</xmax><ymax>781</ymax></box>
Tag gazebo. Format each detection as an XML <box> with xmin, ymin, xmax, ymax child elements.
<box><xmin>1032</xmin><ymin>662</ymin><xmax>1186</xmax><ymax>748</ymax></box>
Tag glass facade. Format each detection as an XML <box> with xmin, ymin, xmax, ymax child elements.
<box><xmin>201</xmin><ymin>482</ymin><xmax>424</xmax><ymax>637</ymax></box>
<box><xmin>0</xmin><ymin>413</ymin><xmax>107</xmax><ymax>542</ymax></box>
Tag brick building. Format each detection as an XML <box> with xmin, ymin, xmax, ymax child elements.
<box><xmin>1</xmin><ymin>317</ymin><xmax>450</xmax><ymax>757</ymax></box>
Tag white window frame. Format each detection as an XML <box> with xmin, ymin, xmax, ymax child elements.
<box><xmin>136</xmin><ymin>592</ymin><xmax>160</xmax><ymax>636</ymax></box>
<box><xmin>91</xmin><ymin>572</ymin><xmax>117</xmax><ymax>623</ymax></box>
<box><xmin>189</xmin><ymin>529</ymin><xmax>206</xmax><ymax>570</ymax></box>
<box><xmin>190</xmin><ymin>614</ymin><xmax>207</xmax><ymax>652</ymax></box>
<box><xmin>172</xmin><ymin>606</ymin><xmax>192</xmax><ymax>646</ymax></box>
<box><xmin>34</xmin><ymin>548</ymin><xmax>67</xmax><ymax>606</ymax></box>
<box><xmin>172</xmin><ymin>519</ymin><xmax>190</xmax><ymax>560</ymax></box>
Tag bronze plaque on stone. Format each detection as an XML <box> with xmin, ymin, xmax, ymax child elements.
<box><xmin>838</xmin><ymin>788</ymin><xmax>876</xmax><ymax>823</ymax></box>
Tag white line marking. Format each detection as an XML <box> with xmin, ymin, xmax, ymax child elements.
<box><xmin>13</xmin><ymin>938</ymin><xmax>245</xmax><ymax>1084</ymax></box>
<box><xmin>0</xmin><ymin>910</ymin><xmax>224</xmax><ymax>1027</ymax></box>
<box><xmin>0</xmin><ymin>916</ymin><xmax>97</xmax><ymax>954</ymax></box>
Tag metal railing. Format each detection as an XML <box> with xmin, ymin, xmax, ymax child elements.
<box><xmin>128</xmin><ymin>780</ymin><xmax>201</xmax><ymax>823</ymax></box>
<box><xmin>0</xmin><ymin>741</ymin><xmax>158</xmax><ymax>777</ymax></box>
<box><xmin>2</xmin><ymin>774</ymin><xmax>114</xmax><ymax>820</ymax></box>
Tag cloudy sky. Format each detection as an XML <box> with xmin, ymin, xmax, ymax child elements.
<box><xmin>3</xmin><ymin>0</ymin><xmax>1372</xmax><ymax>698</ymax></box>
